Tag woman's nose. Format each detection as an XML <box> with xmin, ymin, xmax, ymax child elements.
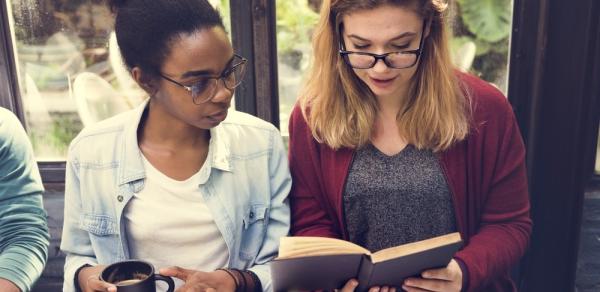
<box><xmin>372</xmin><ymin>57</ymin><xmax>390</xmax><ymax>73</ymax></box>
<box><xmin>210</xmin><ymin>80</ymin><xmax>234</xmax><ymax>103</ymax></box>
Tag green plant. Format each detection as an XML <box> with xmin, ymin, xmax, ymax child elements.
<box><xmin>452</xmin><ymin>0</ymin><xmax>513</xmax><ymax>92</ymax></box>
<box><xmin>216</xmin><ymin>0</ymin><xmax>231</xmax><ymax>34</ymax></box>
<box><xmin>29</xmin><ymin>114</ymin><xmax>82</xmax><ymax>159</ymax></box>
<box><xmin>276</xmin><ymin>0</ymin><xmax>319</xmax><ymax>68</ymax></box>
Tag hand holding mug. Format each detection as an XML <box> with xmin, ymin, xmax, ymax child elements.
<box><xmin>100</xmin><ymin>260</ymin><xmax>175</xmax><ymax>292</ymax></box>
<box><xmin>78</xmin><ymin>265</ymin><xmax>116</xmax><ymax>292</ymax></box>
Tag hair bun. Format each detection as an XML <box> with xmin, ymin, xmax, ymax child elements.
<box><xmin>107</xmin><ymin>0</ymin><xmax>128</xmax><ymax>13</ymax></box>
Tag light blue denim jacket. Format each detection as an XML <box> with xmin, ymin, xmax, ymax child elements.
<box><xmin>60</xmin><ymin>100</ymin><xmax>291</xmax><ymax>292</ymax></box>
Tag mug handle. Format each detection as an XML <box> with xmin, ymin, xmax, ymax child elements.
<box><xmin>155</xmin><ymin>274</ymin><xmax>175</xmax><ymax>292</ymax></box>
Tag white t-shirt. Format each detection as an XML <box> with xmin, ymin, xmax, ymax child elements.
<box><xmin>124</xmin><ymin>155</ymin><xmax>229</xmax><ymax>291</ymax></box>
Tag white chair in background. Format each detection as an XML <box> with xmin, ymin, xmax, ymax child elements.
<box><xmin>72</xmin><ymin>72</ymin><xmax>130</xmax><ymax>126</ymax></box>
<box><xmin>108</xmin><ymin>31</ymin><xmax>146</xmax><ymax>106</ymax></box>
<box><xmin>22</xmin><ymin>73</ymin><xmax>52</xmax><ymax>127</ymax></box>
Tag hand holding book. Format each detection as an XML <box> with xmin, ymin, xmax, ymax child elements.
<box><xmin>271</xmin><ymin>232</ymin><xmax>463</xmax><ymax>291</ymax></box>
<box><xmin>334</xmin><ymin>259</ymin><xmax>463</xmax><ymax>292</ymax></box>
<box><xmin>400</xmin><ymin>258</ymin><xmax>463</xmax><ymax>292</ymax></box>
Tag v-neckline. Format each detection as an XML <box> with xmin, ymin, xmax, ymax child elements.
<box><xmin>367</xmin><ymin>143</ymin><xmax>412</xmax><ymax>158</ymax></box>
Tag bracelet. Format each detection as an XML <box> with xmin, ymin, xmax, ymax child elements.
<box><xmin>216</xmin><ymin>268</ymin><xmax>239</xmax><ymax>290</ymax></box>
<box><xmin>230</xmin><ymin>268</ymin><xmax>247</xmax><ymax>292</ymax></box>
<box><xmin>244</xmin><ymin>270</ymin><xmax>262</xmax><ymax>292</ymax></box>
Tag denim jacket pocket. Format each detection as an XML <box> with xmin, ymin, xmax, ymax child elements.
<box><xmin>239</xmin><ymin>204</ymin><xmax>269</xmax><ymax>261</ymax></box>
<box><xmin>79</xmin><ymin>214</ymin><xmax>118</xmax><ymax>235</ymax></box>
<box><xmin>79</xmin><ymin>214</ymin><xmax>122</xmax><ymax>261</ymax></box>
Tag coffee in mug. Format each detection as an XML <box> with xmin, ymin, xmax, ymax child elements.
<box><xmin>114</xmin><ymin>279</ymin><xmax>142</xmax><ymax>286</ymax></box>
<box><xmin>100</xmin><ymin>260</ymin><xmax>175</xmax><ymax>292</ymax></box>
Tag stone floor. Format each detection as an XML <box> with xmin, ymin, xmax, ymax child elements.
<box><xmin>32</xmin><ymin>188</ymin><xmax>65</xmax><ymax>292</ymax></box>
<box><xmin>575</xmin><ymin>179</ymin><xmax>600</xmax><ymax>292</ymax></box>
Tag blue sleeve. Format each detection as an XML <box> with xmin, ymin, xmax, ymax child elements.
<box><xmin>0</xmin><ymin>108</ymin><xmax>49</xmax><ymax>292</ymax></box>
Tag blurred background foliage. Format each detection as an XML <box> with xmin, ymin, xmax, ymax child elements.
<box><xmin>273</xmin><ymin>0</ymin><xmax>513</xmax><ymax>92</ymax></box>
<box><xmin>452</xmin><ymin>0</ymin><xmax>513</xmax><ymax>92</ymax></box>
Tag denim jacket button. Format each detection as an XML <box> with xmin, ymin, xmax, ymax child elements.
<box><xmin>117</xmin><ymin>195</ymin><xmax>123</xmax><ymax>202</ymax></box>
<box><xmin>249</xmin><ymin>211</ymin><xmax>254</xmax><ymax>219</ymax></box>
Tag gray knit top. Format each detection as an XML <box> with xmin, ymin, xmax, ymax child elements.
<box><xmin>343</xmin><ymin>144</ymin><xmax>457</xmax><ymax>252</ymax></box>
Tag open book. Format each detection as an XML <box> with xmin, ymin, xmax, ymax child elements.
<box><xmin>271</xmin><ymin>232</ymin><xmax>463</xmax><ymax>292</ymax></box>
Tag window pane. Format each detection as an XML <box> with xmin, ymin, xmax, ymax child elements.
<box><xmin>276</xmin><ymin>0</ymin><xmax>514</xmax><ymax>138</ymax></box>
<box><xmin>276</xmin><ymin>0</ymin><xmax>319</xmax><ymax>138</ymax></box>
<box><xmin>448</xmin><ymin>0</ymin><xmax>513</xmax><ymax>94</ymax></box>
<box><xmin>7</xmin><ymin>0</ymin><xmax>230</xmax><ymax>160</ymax></box>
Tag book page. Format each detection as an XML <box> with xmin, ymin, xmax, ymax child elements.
<box><xmin>371</xmin><ymin>232</ymin><xmax>462</xmax><ymax>263</ymax></box>
<box><xmin>277</xmin><ymin>236</ymin><xmax>371</xmax><ymax>259</ymax></box>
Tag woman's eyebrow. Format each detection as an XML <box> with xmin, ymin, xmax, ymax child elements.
<box><xmin>181</xmin><ymin>69</ymin><xmax>214</xmax><ymax>78</ymax></box>
<box><xmin>347</xmin><ymin>31</ymin><xmax>416</xmax><ymax>42</ymax></box>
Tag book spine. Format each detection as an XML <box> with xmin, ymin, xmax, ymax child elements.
<box><xmin>356</xmin><ymin>255</ymin><xmax>374</xmax><ymax>292</ymax></box>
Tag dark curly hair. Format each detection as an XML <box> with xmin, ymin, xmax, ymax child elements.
<box><xmin>107</xmin><ymin>0</ymin><xmax>224</xmax><ymax>78</ymax></box>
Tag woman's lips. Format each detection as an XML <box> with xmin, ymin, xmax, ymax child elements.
<box><xmin>207</xmin><ymin>110</ymin><xmax>228</xmax><ymax>122</ymax></box>
<box><xmin>369</xmin><ymin>76</ymin><xmax>396</xmax><ymax>88</ymax></box>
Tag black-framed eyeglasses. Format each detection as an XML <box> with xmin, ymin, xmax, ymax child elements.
<box><xmin>159</xmin><ymin>54</ymin><xmax>247</xmax><ymax>105</ymax></box>
<box><xmin>338</xmin><ymin>19</ymin><xmax>427</xmax><ymax>69</ymax></box>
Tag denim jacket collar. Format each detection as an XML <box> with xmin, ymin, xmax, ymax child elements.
<box><xmin>117</xmin><ymin>99</ymin><xmax>233</xmax><ymax>187</ymax></box>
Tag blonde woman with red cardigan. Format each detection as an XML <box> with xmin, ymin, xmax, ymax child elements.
<box><xmin>288</xmin><ymin>0</ymin><xmax>531</xmax><ymax>291</ymax></box>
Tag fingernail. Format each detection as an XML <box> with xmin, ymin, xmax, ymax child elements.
<box><xmin>351</xmin><ymin>280</ymin><xmax>358</xmax><ymax>286</ymax></box>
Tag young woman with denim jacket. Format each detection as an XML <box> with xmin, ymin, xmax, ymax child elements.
<box><xmin>288</xmin><ymin>0</ymin><xmax>531</xmax><ymax>291</ymax></box>
<box><xmin>60</xmin><ymin>1</ymin><xmax>291</xmax><ymax>291</ymax></box>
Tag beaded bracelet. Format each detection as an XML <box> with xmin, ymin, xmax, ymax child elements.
<box><xmin>217</xmin><ymin>268</ymin><xmax>263</xmax><ymax>292</ymax></box>
<box><xmin>244</xmin><ymin>270</ymin><xmax>262</xmax><ymax>292</ymax></box>
<box><xmin>216</xmin><ymin>268</ymin><xmax>239</xmax><ymax>291</ymax></box>
<box><xmin>230</xmin><ymin>268</ymin><xmax>247</xmax><ymax>292</ymax></box>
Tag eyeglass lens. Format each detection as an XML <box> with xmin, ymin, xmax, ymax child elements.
<box><xmin>191</xmin><ymin>61</ymin><xmax>246</xmax><ymax>104</ymax></box>
<box><xmin>344</xmin><ymin>52</ymin><xmax>417</xmax><ymax>69</ymax></box>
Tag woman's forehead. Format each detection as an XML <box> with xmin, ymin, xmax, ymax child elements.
<box><xmin>162</xmin><ymin>27</ymin><xmax>233</xmax><ymax>75</ymax></box>
<box><xmin>342</xmin><ymin>5</ymin><xmax>422</xmax><ymax>34</ymax></box>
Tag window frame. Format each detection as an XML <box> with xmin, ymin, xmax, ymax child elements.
<box><xmin>0</xmin><ymin>0</ymin><xmax>23</xmax><ymax>120</ymax></box>
<box><xmin>508</xmin><ymin>0</ymin><xmax>600</xmax><ymax>290</ymax></box>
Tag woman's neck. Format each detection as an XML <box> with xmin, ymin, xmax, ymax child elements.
<box><xmin>138</xmin><ymin>102</ymin><xmax>209</xmax><ymax>149</ymax></box>
<box><xmin>375</xmin><ymin>85</ymin><xmax>410</xmax><ymax>119</ymax></box>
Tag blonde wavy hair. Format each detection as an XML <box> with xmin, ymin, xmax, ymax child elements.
<box><xmin>299</xmin><ymin>0</ymin><xmax>470</xmax><ymax>151</ymax></box>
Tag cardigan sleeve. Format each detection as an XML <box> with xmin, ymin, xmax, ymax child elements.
<box><xmin>453</xmin><ymin>86</ymin><xmax>532</xmax><ymax>291</ymax></box>
<box><xmin>288</xmin><ymin>105</ymin><xmax>340</xmax><ymax>238</ymax></box>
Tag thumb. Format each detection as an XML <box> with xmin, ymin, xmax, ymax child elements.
<box><xmin>159</xmin><ymin>266</ymin><xmax>193</xmax><ymax>280</ymax></box>
<box><xmin>339</xmin><ymin>279</ymin><xmax>359</xmax><ymax>292</ymax></box>
<box><xmin>88</xmin><ymin>277</ymin><xmax>116</xmax><ymax>292</ymax></box>
<box><xmin>104</xmin><ymin>283</ymin><xmax>117</xmax><ymax>292</ymax></box>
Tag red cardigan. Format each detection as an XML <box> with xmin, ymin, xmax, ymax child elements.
<box><xmin>287</xmin><ymin>73</ymin><xmax>532</xmax><ymax>292</ymax></box>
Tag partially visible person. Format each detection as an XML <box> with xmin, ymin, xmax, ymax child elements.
<box><xmin>60</xmin><ymin>0</ymin><xmax>291</xmax><ymax>291</ymax></box>
<box><xmin>288</xmin><ymin>0</ymin><xmax>531</xmax><ymax>291</ymax></box>
<box><xmin>0</xmin><ymin>107</ymin><xmax>50</xmax><ymax>292</ymax></box>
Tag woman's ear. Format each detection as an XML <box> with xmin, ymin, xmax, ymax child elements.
<box><xmin>131</xmin><ymin>67</ymin><xmax>157</xmax><ymax>95</ymax></box>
